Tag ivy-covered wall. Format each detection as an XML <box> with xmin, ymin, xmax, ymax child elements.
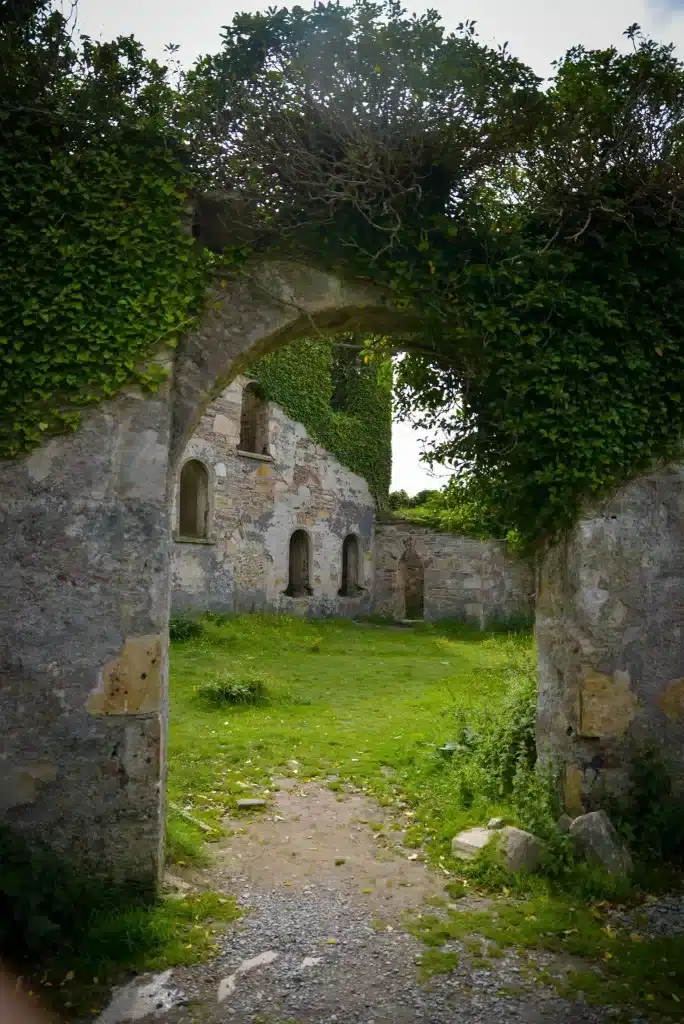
<box><xmin>247</xmin><ymin>339</ymin><xmax>392</xmax><ymax>504</ymax></box>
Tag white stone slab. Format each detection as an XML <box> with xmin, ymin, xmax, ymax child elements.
<box><xmin>451</xmin><ymin>827</ymin><xmax>494</xmax><ymax>859</ymax></box>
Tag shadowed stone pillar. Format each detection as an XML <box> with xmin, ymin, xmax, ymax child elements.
<box><xmin>0</xmin><ymin>366</ymin><xmax>173</xmax><ymax>891</ymax></box>
<box><xmin>536</xmin><ymin>464</ymin><xmax>684</xmax><ymax>814</ymax></box>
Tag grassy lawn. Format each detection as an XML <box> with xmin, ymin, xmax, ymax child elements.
<box><xmin>167</xmin><ymin>613</ymin><xmax>530</xmax><ymax>864</ymax></box>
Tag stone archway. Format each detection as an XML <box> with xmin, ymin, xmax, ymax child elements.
<box><xmin>0</xmin><ymin>257</ymin><xmax>410</xmax><ymax>890</ymax></box>
<box><xmin>2</xmin><ymin>249</ymin><xmax>684</xmax><ymax>889</ymax></box>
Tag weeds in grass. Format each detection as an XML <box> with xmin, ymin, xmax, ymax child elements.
<box><xmin>197</xmin><ymin>669</ymin><xmax>271</xmax><ymax>706</ymax></box>
<box><xmin>417</xmin><ymin>947</ymin><xmax>460</xmax><ymax>978</ymax></box>
<box><xmin>408</xmin><ymin>898</ymin><xmax>684</xmax><ymax>1017</ymax></box>
<box><xmin>607</xmin><ymin>746</ymin><xmax>684</xmax><ymax>868</ymax></box>
<box><xmin>169</xmin><ymin>615</ymin><xmax>204</xmax><ymax>642</ymax></box>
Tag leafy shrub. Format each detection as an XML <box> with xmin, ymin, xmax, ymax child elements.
<box><xmin>196</xmin><ymin>669</ymin><xmax>270</xmax><ymax>706</ymax></box>
<box><xmin>169</xmin><ymin>615</ymin><xmax>204</xmax><ymax>642</ymax></box>
<box><xmin>608</xmin><ymin>747</ymin><xmax>684</xmax><ymax>866</ymax></box>
<box><xmin>418</xmin><ymin>640</ymin><xmax>565</xmax><ymax>864</ymax></box>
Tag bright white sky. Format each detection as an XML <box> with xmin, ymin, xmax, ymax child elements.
<box><xmin>74</xmin><ymin>0</ymin><xmax>684</xmax><ymax>493</ymax></box>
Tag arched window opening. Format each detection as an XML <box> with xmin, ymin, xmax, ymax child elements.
<box><xmin>239</xmin><ymin>382</ymin><xmax>269</xmax><ymax>455</ymax></box>
<box><xmin>285</xmin><ymin>530</ymin><xmax>312</xmax><ymax>597</ymax></box>
<box><xmin>400</xmin><ymin>547</ymin><xmax>424</xmax><ymax>620</ymax></box>
<box><xmin>178</xmin><ymin>460</ymin><xmax>209</xmax><ymax>539</ymax></box>
<box><xmin>339</xmin><ymin>534</ymin><xmax>362</xmax><ymax>596</ymax></box>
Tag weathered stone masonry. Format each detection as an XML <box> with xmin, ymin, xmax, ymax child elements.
<box><xmin>374</xmin><ymin>521</ymin><xmax>534</xmax><ymax>626</ymax></box>
<box><xmin>171</xmin><ymin>376</ymin><xmax>375</xmax><ymax>618</ymax></box>
<box><xmin>536</xmin><ymin>465</ymin><xmax>684</xmax><ymax>810</ymax></box>
<box><xmin>0</xmin><ymin>261</ymin><xmax>398</xmax><ymax>889</ymax></box>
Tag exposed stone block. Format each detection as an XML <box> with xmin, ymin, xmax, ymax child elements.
<box><xmin>451</xmin><ymin>827</ymin><xmax>493</xmax><ymax>858</ymax></box>
<box><xmin>499</xmin><ymin>826</ymin><xmax>545</xmax><ymax>874</ymax></box>
<box><xmin>578</xmin><ymin>669</ymin><xmax>638</xmax><ymax>739</ymax></box>
<box><xmin>569</xmin><ymin>810</ymin><xmax>633</xmax><ymax>877</ymax></box>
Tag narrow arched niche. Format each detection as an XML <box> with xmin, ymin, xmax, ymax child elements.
<box><xmin>285</xmin><ymin>529</ymin><xmax>313</xmax><ymax>598</ymax></box>
<box><xmin>399</xmin><ymin>547</ymin><xmax>424</xmax><ymax>620</ymax></box>
<box><xmin>339</xmin><ymin>533</ymin><xmax>362</xmax><ymax>596</ymax></box>
<box><xmin>238</xmin><ymin>381</ymin><xmax>269</xmax><ymax>455</ymax></box>
<box><xmin>178</xmin><ymin>459</ymin><xmax>210</xmax><ymax>539</ymax></box>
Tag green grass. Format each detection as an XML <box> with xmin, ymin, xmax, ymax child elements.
<box><xmin>45</xmin><ymin>892</ymin><xmax>241</xmax><ymax>1014</ymax></box>
<box><xmin>167</xmin><ymin>613</ymin><xmax>531</xmax><ymax>863</ymax></box>
<box><xmin>408</xmin><ymin>899</ymin><xmax>684</xmax><ymax>1018</ymax></box>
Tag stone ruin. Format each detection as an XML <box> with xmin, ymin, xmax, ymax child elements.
<box><xmin>1</xmin><ymin>251</ymin><xmax>683</xmax><ymax>890</ymax></box>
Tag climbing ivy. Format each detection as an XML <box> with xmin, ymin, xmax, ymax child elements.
<box><xmin>0</xmin><ymin>3</ymin><xmax>209</xmax><ymax>456</ymax></box>
<box><xmin>247</xmin><ymin>338</ymin><xmax>392</xmax><ymax>503</ymax></box>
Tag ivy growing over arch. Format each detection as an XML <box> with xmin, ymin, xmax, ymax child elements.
<box><xmin>247</xmin><ymin>336</ymin><xmax>392</xmax><ymax>502</ymax></box>
<box><xmin>5</xmin><ymin>0</ymin><xmax>684</xmax><ymax>551</ymax></box>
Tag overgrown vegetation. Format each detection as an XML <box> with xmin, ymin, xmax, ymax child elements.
<box><xmin>0</xmin><ymin>824</ymin><xmax>240</xmax><ymax>1014</ymax></box>
<box><xmin>249</xmin><ymin>336</ymin><xmax>392</xmax><ymax>501</ymax></box>
<box><xmin>169</xmin><ymin>614</ymin><xmax>205</xmax><ymax>642</ymax></box>
<box><xmin>386</xmin><ymin>479</ymin><xmax>524</xmax><ymax>551</ymax></box>
<box><xmin>166</xmin><ymin>614</ymin><xmax>684</xmax><ymax>1016</ymax></box>
<box><xmin>186</xmin><ymin>3</ymin><xmax>684</xmax><ymax>547</ymax></box>
<box><xmin>0</xmin><ymin>0</ymin><xmax>211</xmax><ymax>456</ymax></box>
<box><xmin>167</xmin><ymin>613</ymin><xmax>535</xmax><ymax>861</ymax></box>
<box><xmin>197</xmin><ymin>668</ymin><xmax>271</xmax><ymax>706</ymax></box>
<box><xmin>409</xmin><ymin>899</ymin><xmax>684</xmax><ymax>1018</ymax></box>
<box><xmin>7</xmin><ymin>0</ymin><xmax>684</xmax><ymax>546</ymax></box>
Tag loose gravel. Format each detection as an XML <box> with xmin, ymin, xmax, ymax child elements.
<box><xmin>96</xmin><ymin>783</ymin><xmax>658</xmax><ymax>1024</ymax></box>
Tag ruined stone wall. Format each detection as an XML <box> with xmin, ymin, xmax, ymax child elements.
<box><xmin>536</xmin><ymin>464</ymin><xmax>684</xmax><ymax>812</ymax></box>
<box><xmin>171</xmin><ymin>377</ymin><xmax>375</xmax><ymax>617</ymax></box>
<box><xmin>0</xmin><ymin>360</ymin><xmax>174</xmax><ymax>889</ymax></box>
<box><xmin>374</xmin><ymin>521</ymin><xmax>534</xmax><ymax>626</ymax></box>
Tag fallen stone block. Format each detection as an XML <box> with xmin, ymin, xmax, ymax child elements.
<box><xmin>236</xmin><ymin>798</ymin><xmax>267</xmax><ymax>809</ymax></box>
<box><xmin>569</xmin><ymin>809</ymin><xmax>633</xmax><ymax>876</ymax></box>
<box><xmin>499</xmin><ymin>826</ymin><xmax>545</xmax><ymax>874</ymax></box>
<box><xmin>451</xmin><ymin>826</ymin><xmax>493</xmax><ymax>859</ymax></box>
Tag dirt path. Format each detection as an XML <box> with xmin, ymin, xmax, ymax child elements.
<box><xmin>97</xmin><ymin>783</ymin><xmax>634</xmax><ymax>1024</ymax></box>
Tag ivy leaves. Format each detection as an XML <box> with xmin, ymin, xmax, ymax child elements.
<box><xmin>0</xmin><ymin>2</ymin><xmax>208</xmax><ymax>456</ymax></box>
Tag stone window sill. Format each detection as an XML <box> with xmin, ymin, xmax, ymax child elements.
<box><xmin>173</xmin><ymin>535</ymin><xmax>216</xmax><ymax>545</ymax></box>
<box><xmin>236</xmin><ymin>449</ymin><xmax>274</xmax><ymax>463</ymax></box>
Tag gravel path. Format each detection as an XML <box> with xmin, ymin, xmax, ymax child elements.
<box><xmin>96</xmin><ymin>782</ymin><xmax>652</xmax><ymax>1024</ymax></box>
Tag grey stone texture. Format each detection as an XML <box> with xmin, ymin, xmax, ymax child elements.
<box><xmin>499</xmin><ymin>826</ymin><xmax>545</xmax><ymax>874</ymax></box>
<box><xmin>451</xmin><ymin>827</ymin><xmax>494</xmax><ymax>859</ymax></box>
<box><xmin>0</xmin><ymin>358</ymin><xmax>173</xmax><ymax>890</ymax></box>
<box><xmin>536</xmin><ymin>464</ymin><xmax>684</xmax><ymax>814</ymax></box>
<box><xmin>374</xmin><ymin>521</ymin><xmax>534</xmax><ymax>626</ymax></box>
<box><xmin>569</xmin><ymin>810</ymin><xmax>633</xmax><ymax>877</ymax></box>
<box><xmin>171</xmin><ymin>376</ymin><xmax>375</xmax><ymax>618</ymax></box>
